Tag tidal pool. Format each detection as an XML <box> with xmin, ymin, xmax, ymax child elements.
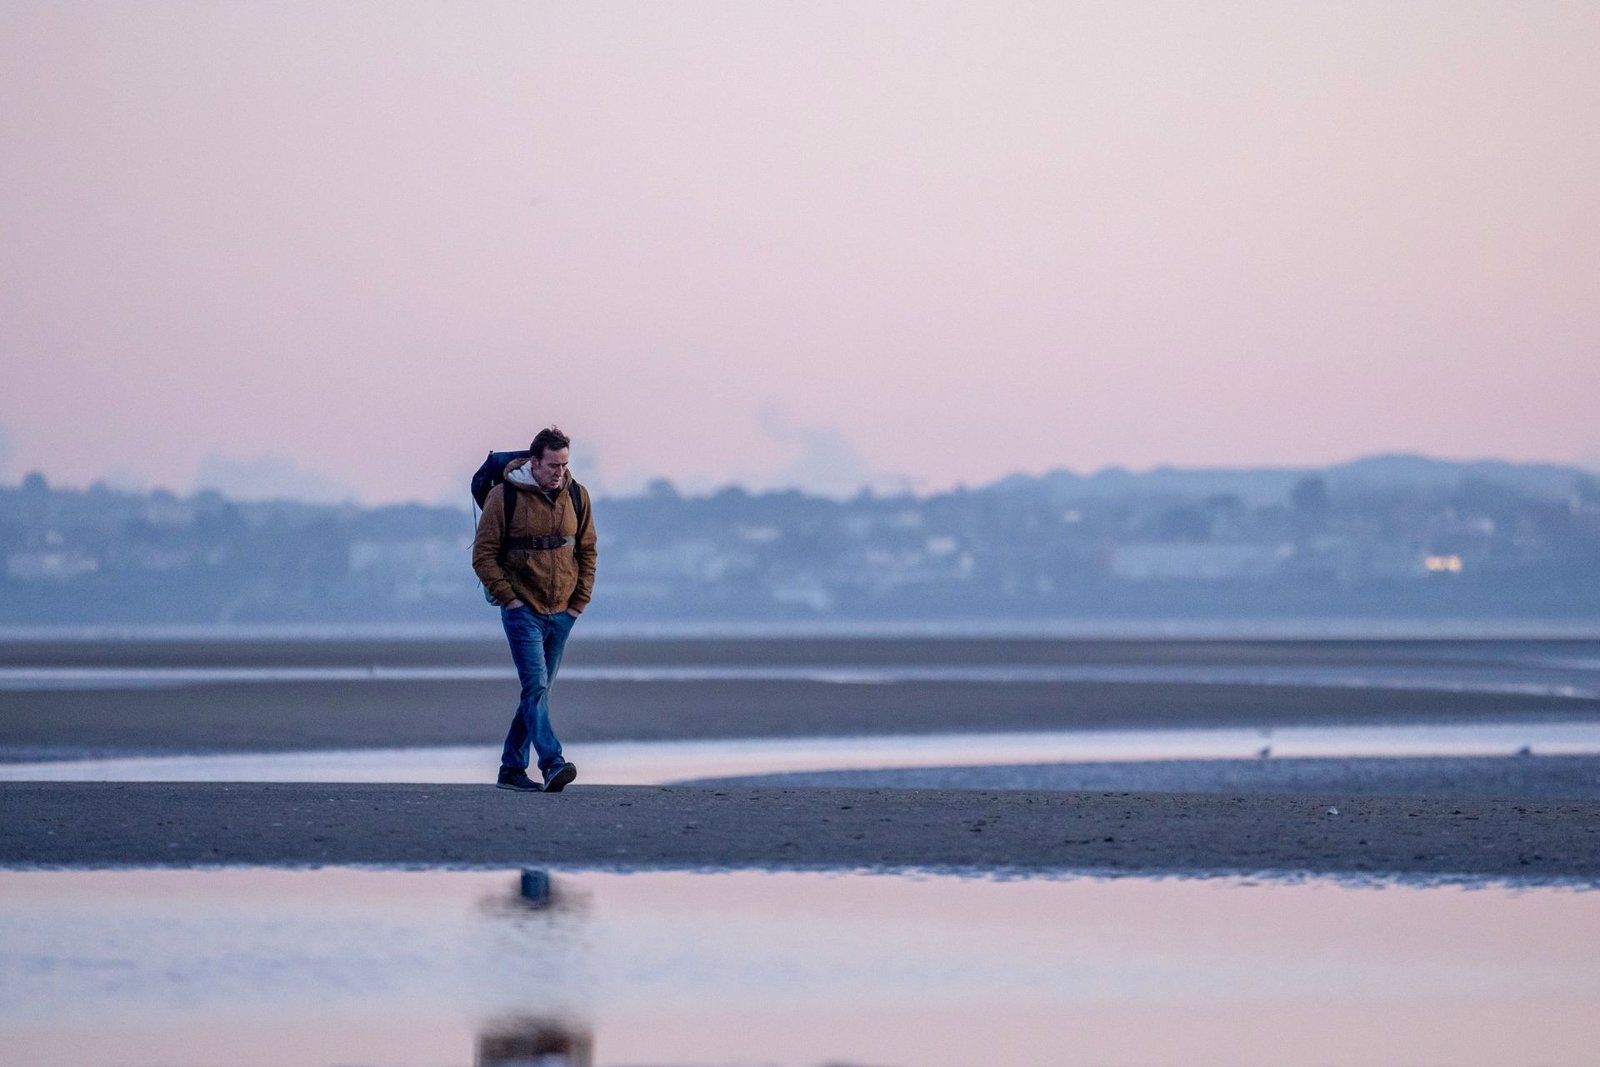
<box><xmin>2</xmin><ymin>867</ymin><xmax>1597</xmax><ymax>1066</ymax></box>
<box><xmin>4</xmin><ymin>721</ymin><xmax>1599</xmax><ymax>785</ymax></box>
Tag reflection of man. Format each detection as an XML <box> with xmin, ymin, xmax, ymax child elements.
<box><xmin>471</xmin><ymin>426</ymin><xmax>597</xmax><ymax>793</ymax></box>
<box><xmin>477</xmin><ymin>1017</ymin><xmax>593</xmax><ymax>1067</ymax></box>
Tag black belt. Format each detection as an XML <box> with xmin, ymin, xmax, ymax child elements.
<box><xmin>504</xmin><ymin>534</ymin><xmax>575</xmax><ymax>551</ymax></box>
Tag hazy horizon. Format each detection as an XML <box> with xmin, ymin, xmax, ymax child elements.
<box><xmin>4</xmin><ymin>3</ymin><xmax>1597</xmax><ymax>505</ymax></box>
<box><xmin>3</xmin><ymin>444</ymin><xmax>1594</xmax><ymax>509</ymax></box>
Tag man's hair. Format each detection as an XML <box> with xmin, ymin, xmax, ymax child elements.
<box><xmin>529</xmin><ymin>426</ymin><xmax>571</xmax><ymax>459</ymax></box>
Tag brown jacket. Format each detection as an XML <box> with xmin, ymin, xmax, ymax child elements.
<box><xmin>471</xmin><ymin>458</ymin><xmax>597</xmax><ymax>614</ymax></box>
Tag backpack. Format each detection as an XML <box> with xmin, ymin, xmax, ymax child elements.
<box><xmin>471</xmin><ymin>450</ymin><xmax>586</xmax><ymax>604</ymax></box>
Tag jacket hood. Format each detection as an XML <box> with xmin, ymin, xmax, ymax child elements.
<box><xmin>504</xmin><ymin>456</ymin><xmax>571</xmax><ymax>493</ymax></box>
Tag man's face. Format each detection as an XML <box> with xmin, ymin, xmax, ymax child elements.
<box><xmin>531</xmin><ymin>447</ymin><xmax>569</xmax><ymax>491</ymax></box>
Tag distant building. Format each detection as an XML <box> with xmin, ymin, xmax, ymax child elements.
<box><xmin>6</xmin><ymin>550</ymin><xmax>98</xmax><ymax>581</ymax></box>
<box><xmin>348</xmin><ymin>536</ymin><xmax>470</xmax><ymax>602</ymax></box>
<box><xmin>1110</xmin><ymin>543</ymin><xmax>1284</xmax><ymax>581</ymax></box>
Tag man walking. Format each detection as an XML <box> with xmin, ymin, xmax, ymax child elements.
<box><xmin>472</xmin><ymin>426</ymin><xmax>597</xmax><ymax>792</ymax></box>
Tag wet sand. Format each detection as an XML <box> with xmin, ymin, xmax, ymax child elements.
<box><xmin>3</xmin><ymin>781</ymin><xmax>1597</xmax><ymax>879</ymax></box>
<box><xmin>8</xmin><ymin>677</ymin><xmax>1595</xmax><ymax>761</ymax></box>
<box><xmin>3</xmin><ymin>638</ymin><xmax>1598</xmax><ymax>877</ymax></box>
<box><xmin>4</xmin><ymin>637</ymin><xmax>1598</xmax><ymax>759</ymax></box>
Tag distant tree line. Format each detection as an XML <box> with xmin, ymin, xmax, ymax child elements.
<box><xmin>2</xmin><ymin>455</ymin><xmax>1598</xmax><ymax>625</ymax></box>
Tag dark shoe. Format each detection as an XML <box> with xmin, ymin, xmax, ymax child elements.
<box><xmin>496</xmin><ymin>767</ymin><xmax>541</xmax><ymax>792</ymax></box>
<box><xmin>542</xmin><ymin>761</ymin><xmax>577</xmax><ymax>793</ymax></box>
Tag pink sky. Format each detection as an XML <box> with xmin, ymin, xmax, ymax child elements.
<box><xmin>2</xmin><ymin>2</ymin><xmax>1597</xmax><ymax>504</ymax></box>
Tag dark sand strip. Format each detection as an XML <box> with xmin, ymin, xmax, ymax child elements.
<box><xmin>4</xmin><ymin>782</ymin><xmax>1597</xmax><ymax>880</ymax></box>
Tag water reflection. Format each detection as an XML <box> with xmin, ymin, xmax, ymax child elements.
<box><xmin>1</xmin><ymin>867</ymin><xmax>1597</xmax><ymax>1066</ymax></box>
<box><xmin>7</xmin><ymin>721</ymin><xmax>1600</xmax><ymax>785</ymax></box>
<box><xmin>520</xmin><ymin>868</ymin><xmax>555</xmax><ymax>908</ymax></box>
<box><xmin>477</xmin><ymin>872</ymin><xmax>595</xmax><ymax>1066</ymax></box>
<box><xmin>478</xmin><ymin>868</ymin><xmax>591</xmax><ymax>923</ymax></box>
<box><xmin>477</xmin><ymin>1015</ymin><xmax>594</xmax><ymax>1067</ymax></box>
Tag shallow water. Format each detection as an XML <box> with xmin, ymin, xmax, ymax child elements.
<box><xmin>2</xmin><ymin>867</ymin><xmax>1596</xmax><ymax>1067</ymax></box>
<box><xmin>2</xmin><ymin>720</ymin><xmax>1597</xmax><ymax>784</ymax></box>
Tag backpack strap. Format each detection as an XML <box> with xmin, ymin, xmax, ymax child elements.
<box><xmin>498</xmin><ymin>478</ymin><xmax>584</xmax><ymax>562</ymax></box>
<box><xmin>497</xmin><ymin>483</ymin><xmax>518</xmax><ymax>563</ymax></box>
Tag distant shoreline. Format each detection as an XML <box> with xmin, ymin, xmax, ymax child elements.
<box><xmin>4</xmin><ymin>617</ymin><xmax>1600</xmax><ymax>641</ymax></box>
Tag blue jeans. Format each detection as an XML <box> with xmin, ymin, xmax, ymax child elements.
<box><xmin>499</xmin><ymin>606</ymin><xmax>577</xmax><ymax>774</ymax></box>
